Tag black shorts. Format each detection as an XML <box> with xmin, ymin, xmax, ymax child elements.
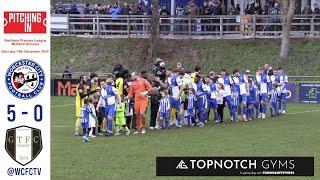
<box><xmin>98</xmin><ymin>107</ymin><xmax>105</xmax><ymax>120</ymax></box>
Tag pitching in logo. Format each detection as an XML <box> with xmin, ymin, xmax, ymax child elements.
<box><xmin>4</xmin><ymin>11</ymin><xmax>47</xmax><ymax>33</ymax></box>
<box><xmin>5</xmin><ymin>59</ymin><xmax>45</xmax><ymax>100</ymax></box>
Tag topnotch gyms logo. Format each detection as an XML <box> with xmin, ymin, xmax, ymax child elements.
<box><xmin>5</xmin><ymin>126</ymin><xmax>43</xmax><ymax>166</ymax></box>
<box><xmin>5</xmin><ymin>59</ymin><xmax>45</xmax><ymax>100</ymax></box>
<box><xmin>157</xmin><ymin>157</ymin><xmax>314</xmax><ymax>176</ymax></box>
<box><xmin>4</xmin><ymin>11</ymin><xmax>46</xmax><ymax>33</ymax></box>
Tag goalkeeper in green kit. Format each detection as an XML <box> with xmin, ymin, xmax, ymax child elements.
<box><xmin>115</xmin><ymin>99</ymin><xmax>130</xmax><ymax>136</ymax></box>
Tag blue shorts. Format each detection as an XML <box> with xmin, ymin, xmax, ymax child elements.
<box><xmin>239</xmin><ymin>94</ymin><xmax>247</xmax><ymax>103</ymax></box>
<box><xmin>254</xmin><ymin>101</ymin><xmax>260</xmax><ymax>109</ymax></box>
<box><xmin>270</xmin><ymin>101</ymin><xmax>278</xmax><ymax>108</ymax></box>
<box><xmin>208</xmin><ymin>99</ymin><xmax>218</xmax><ymax>109</ymax></box>
<box><xmin>105</xmin><ymin>104</ymin><xmax>116</xmax><ymax>117</ymax></box>
<box><xmin>194</xmin><ymin>99</ymin><xmax>199</xmax><ymax>109</ymax></box>
<box><xmin>260</xmin><ymin>93</ymin><xmax>268</xmax><ymax>102</ymax></box>
<box><xmin>159</xmin><ymin>112</ymin><xmax>170</xmax><ymax>119</ymax></box>
<box><xmin>247</xmin><ymin>96</ymin><xmax>255</xmax><ymax>105</ymax></box>
<box><xmin>169</xmin><ymin>96</ymin><xmax>181</xmax><ymax>109</ymax></box>
<box><xmin>81</xmin><ymin>122</ymin><xmax>89</xmax><ymax>129</ymax></box>
<box><xmin>187</xmin><ymin>109</ymin><xmax>195</xmax><ymax>116</ymax></box>
<box><xmin>281</xmin><ymin>93</ymin><xmax>286</xmax><ymax>101</ymax></box>
<box><xmin>225</xmin><ymin>95</ymin><xmax>234</xmax><ymax>107</ymax></box>
<box><xmin>197</xmin><ymin>96</ymin><xmax>207</xmax><ymax>111</ymax></box>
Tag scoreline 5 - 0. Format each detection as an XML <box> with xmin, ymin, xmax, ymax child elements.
<box><xmin>7</xmin><ymin>104</ymin><xmax>43</xmax><ymax>122</ymax></box>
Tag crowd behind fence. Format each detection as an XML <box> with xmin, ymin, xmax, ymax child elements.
<box><xmin>51</xmin><ymin>72</ymin><xmax>320</xmax><ymax>81</ymax></box>
<box><xmin>51</xmin><ymin>14</ymin><xmax>320</xmax><ymax>39</ymax></box>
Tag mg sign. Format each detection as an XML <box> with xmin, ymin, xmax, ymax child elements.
<box><xmin>5</xmin><ymin>126</ymin><xmax>43</xmax><ymax>166</ymax></box>
<box><xmin>51</xmin><ymin>79</ymin><xmax>78</xmax><ymax>96</ymax></box>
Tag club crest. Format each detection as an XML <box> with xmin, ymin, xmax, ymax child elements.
<box><xmin>5</xmin><ymin>126</ymin><xmax>43</xmax><ymax>166</ymax></box>
<box><xmin>5</xmin><ymin>59</ymin><xmax>45</xmax><ymax>100</ymax></box>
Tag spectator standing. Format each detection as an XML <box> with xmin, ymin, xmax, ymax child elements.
<box><xmin>228</xmin><ymin>4</ymin><xmax>237</xmax><ymax>15</ymax></box>
<box><xmin>113</xmin><ymin>63</ymin><xmax>125</xmax><ymax>79</ymax></box>
<box><xmin>109</xmin><ymin>3</ymin><xmax>122</xmax><ymax>31</ymax></box>
<box><xmin>142</xmin><ymin>1</ymin><xmax>152</xmax><ymax>34</ymax></box>
<box><xmin>160</xmin><ymin>5</ymin><xmax>170</xmax><ymax>34</ymax></box>
<box><xmin>153</xmin><ymin>58</ymin><xmax>167</xmax><ymax>83</ymax></box>
<box><xmin>62</xmin><ymin>65</ymin><xmax>72</xmax><ymax>79</ymax></box>
<box><xmin>186</xmin><ymin>1</ymin><xmax>200</xmax><ymax>32</ymax></box>
<box><xmin>302</xmin><ymin>4</ymin><xmax>313</xmax><ymax>14</ymax></box>
<box><xmin>202</xmin><ymin>1</ymin><xmax>211</xmax><ymax>32</ymax></box>
<box><xmin>212</xmin><ymin>1</ymin><xmax>222</xmax><ymax>33</ymax></box>
<box><xmin>268</xmin><ymin>3</ymin><xmax>281</xmax><ymax>33</ymax></box>
<box><xmin>314</xmin><ymin>3</ymin><xmax>320</xmax><ymax>14</ymax></box>
<box><xmin>130</xmin><ymin>2</ymin><xmax>139</xmax><ymax>32</ymax></box>
<box><xmin>175</xmin><ymin>4</ymin><xmax>185</xmax><ymax>34</ymax></box>
<box><xmin>122</xmin><ymin>3</ymin><xmax>131</xmax><ymax>15</ymax></box>
<box><xmin>252</xmin><ymin>3</ymin><xmax>263</xmax><ymax>31</ymax></box>
<box><xmin>227</xmin><ymin>4</ymin><xmax>237</xmax><ymax>31</ymax></box>
<box><xmin>84</xmin><ymin>4</ymin><xmax>91</xmax><ymax>14</ymax></box>
<box><xmin>68</xmin><ymin>3</ymin><xmax>80</xmax><ymax>14</ymax></box>
<box><xmin>121</xmin><ymin>3</ymin><xmax>131</xmax><ymax>32</ymax></box>
<box><xmin>314</xmin><ymin>3</ymin><xmax>320</xmax><ymax>33</ymax></box>
<box><xmin>55</xmin><ymin>3</ymin><xmax>68</xmax><ymax>14</ymax></box>
<box><xmin>302</xmin><ymin>4</ymin><xmax>313</xmax><ymax>32</ymax></box>
<box><xmin>68</xmin><ymin>4</ymin><xmax>80</xmax><ymax>33</ymax></box>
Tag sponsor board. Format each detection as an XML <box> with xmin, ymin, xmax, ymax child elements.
<box><xmin>299</xmin><ymin>83</ymin><xmax>320</xmax><ymax>103</ymax></box>
<box><xmin>157</xmin><ymin>157</ymin><xmax>314</xmax><ymax>176</ymax></box>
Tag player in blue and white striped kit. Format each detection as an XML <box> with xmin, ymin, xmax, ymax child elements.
<box><xmin>194</xmin><ymin>75</ymin><xmax>208</xmax><ymax>127</ymax></box>
<box><xmin>254</xmin><ymin>84</ymin><xmax>261</xmax><ymax>119</ymax></box>
<box><xmin>204</xmin><ymin>76</ymin><xmax>218</xmax><ymax>124</ymax></box>
<box><xmin>231</xmin><ymin>86</ymin><xmax>239</xmax><ymax>122</ymax></box>
<box><xmin>168</xmin><ymin>69</ymin><xmax>183</xmax><ymax>128</ymax></box>
<box><xmin>81</xmin><ymin>98</ymin><xmax>91</xmax><ymax>142</ymax></box>
<box><xmin>270</xmin><ymin>85</ymin><xmax>281</xmax><ymax>116</ymax></box>
<box><xmin>247</xmin><ymin>79</ymin><xmax>256</xmax><ymax>120</ymax></box>
<box><xmin>256</xmin><ymin>68</ymin><xmax>270</xmax><ymax>119</ymax></box>
<box><xmin>278</xmin><ymin>67</ymin><xmax>288</xmax><ymax>115</ymax></box>
<box><xmin>233</xmin><ymin>69</ymin><xmax>249</xmax><ymax>121</ymax></box>
<box><xmin>158</xmin><ymin>90</ymin><xmax>170</xmax><ymax>129</ymax></box>
<box><xmin>100</xmin><ymin>76</ymin><xmax>121</xmax><ymax>135</ymax></box>
<box><xmin>186</xmin><ymin>88</ymin><xmax>196</xmax><ymax>126</ymax></box>
<box><xmin>217</xmin><ymin>69</ymin><xmax>235</xmax><ymax>121</ymax></box>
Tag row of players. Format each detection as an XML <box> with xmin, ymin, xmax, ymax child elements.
<box><xmin>79</xmin><ymin>66</ymin><xmax>288</xmax><ymax>141</ymax></box>
<box><xmin>156</xmin><ymin>67</ymin><xmax>288</xmax><ymax>127</ymax></box>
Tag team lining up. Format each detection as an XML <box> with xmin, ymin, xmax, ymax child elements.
<box><xmin>76</xmin><ymin>65</ymin><xmax>288</xmax><ymax>141</ymax></box>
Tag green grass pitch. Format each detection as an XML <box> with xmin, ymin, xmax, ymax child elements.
<box><xmin>51</xmin><ymin>96</ymin><xmax>320</xmax><ymax>180</ymax></box>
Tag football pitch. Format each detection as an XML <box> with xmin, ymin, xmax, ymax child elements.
<box><xmin>51</xmin><ymin>96</ymin><xmax>320</xmax><ymax>180</ymax></box>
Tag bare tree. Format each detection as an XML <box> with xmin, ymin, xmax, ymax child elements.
<box><xmin>147</xmin><ymin>2</ymin><xmax>160</xmax><ymax>62</ymax></box>
<box><xmin>279</xmin><ymin>0</ymin><xmax>296</xmax><ymax>59</ymax></box>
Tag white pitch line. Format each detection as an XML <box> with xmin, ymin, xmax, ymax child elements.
<box><xmin>51</xmin><ymin>109</ymin><xmax>320</xmax><ymax>128</ymax></box>
<box><xmin>51</xmin><ymin>104</ymin><xmax>74</xmax><ymax>108</ymax></box>
<box><xmin>286</xmin><ymin>109</ymin><xmax>320</xmax><ymax>115</ymax></box>
<box><xmin>51</xmin><ymin>125</ymin><xmax>72</xmax><ymax>128</ymax></box>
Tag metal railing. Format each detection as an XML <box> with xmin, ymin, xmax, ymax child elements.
<box><xmin>51</xmin><ymin>14</ymin><xmax>320</xmax><ymax>39</ymax></box>
<box><xmin>51</xmin><ymin>72</ymin><xmax>320</xmax><ymax>81</ymax></box>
